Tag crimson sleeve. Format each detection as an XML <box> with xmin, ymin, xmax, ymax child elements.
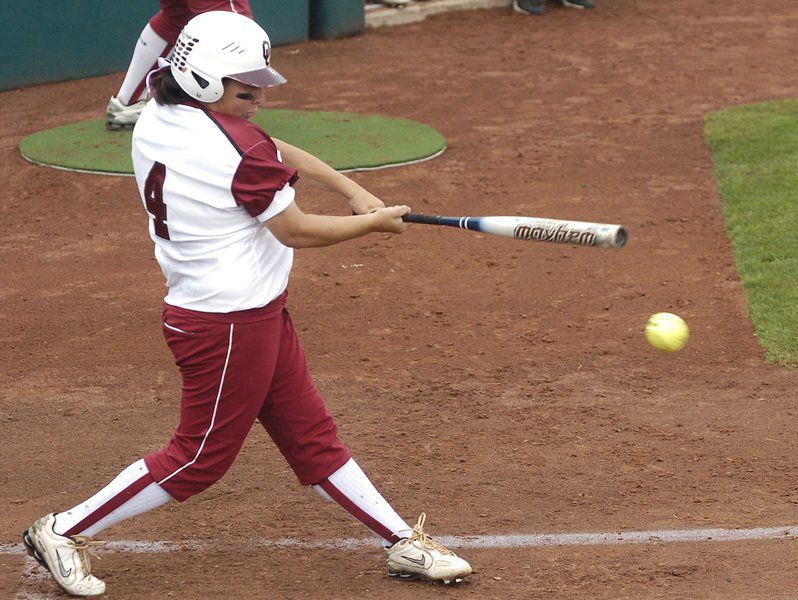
<box><xmin>231</xmin><ymin>140</ymin><xmax>299</xmax><ymax>218</ymax></box>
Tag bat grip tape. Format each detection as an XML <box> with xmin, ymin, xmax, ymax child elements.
<box><xmin>401</xmin><ymin>213</ymin><xmax>441</xmax><ymax>224</ymax></box>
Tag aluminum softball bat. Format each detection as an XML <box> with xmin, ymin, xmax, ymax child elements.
<box><xmin>401</xmin><ymin>214</ymin><xmax>628</xmax><ymax>249</ymax></box>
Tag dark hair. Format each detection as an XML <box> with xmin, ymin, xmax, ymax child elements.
<box><xmin>150</xmin><ymin>68</ymin><xmax>192</xmax><ymax>106</ymax></box>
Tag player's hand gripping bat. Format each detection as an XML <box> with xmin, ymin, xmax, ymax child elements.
<box><xmin>400</xmin><ymin>214</ymin><xmax>628</xmax><ymax>249</ymax></box>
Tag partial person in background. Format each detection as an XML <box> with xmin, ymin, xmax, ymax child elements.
<box><xmin>106</xmin><ymin>0</ymin><xmax>253</xmax><ymax>130</ymax></box>
<box><xmin>25</xmin><ymin>10</ymin><xmax>472</xmax><ymax>597</ymax></box>
<box><xmin>513</xmin><ymin>0</ymin><xmax>595</xmax><ymax>16</ymax></box>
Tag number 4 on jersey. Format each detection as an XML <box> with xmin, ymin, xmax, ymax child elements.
<box><xmin>145</xmin><ymin>162</ymin><xmax>170</xmax><ymax>239</ymax></box>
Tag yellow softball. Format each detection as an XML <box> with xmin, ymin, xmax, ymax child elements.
<box><xmin>644</xmin><ymin>312</ymin><xmax>689</xmax><ymax>352</ymax></box>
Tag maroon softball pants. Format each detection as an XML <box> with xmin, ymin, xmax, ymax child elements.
<box><xmin>144</xmin><ymin>292</ymin><xmax>352</xmax><ymax>502</ymax></box>
<box><xmin>150</xmin><ymin>0</ymin><xmax>253</xmax><ymax>43</ymax></box>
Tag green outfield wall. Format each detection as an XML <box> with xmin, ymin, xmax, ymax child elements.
<box><xmin>0</xmin><ymin>1</ymin><xmax>363</xmax><ymax>92</ymax></box>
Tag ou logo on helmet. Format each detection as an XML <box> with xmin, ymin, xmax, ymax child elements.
<box><xmin>262</xmin><ymin>40</ymin><xmax>272</xmax><ymax>66</ymax></box>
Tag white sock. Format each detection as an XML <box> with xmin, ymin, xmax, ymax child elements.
<box><xmin>53</xmin><ymin>459</ymin><xmax>173</xmax><ymax>538</ymax></box>
<box><xmin>116</xmin><ymin>23</ymin><xmax>169</xmax><ymax>105</ymax></box>
<box><xmin>314</xmin><ymin>458</ymin><xmax>412</xmax><ymax>546</ymax></box>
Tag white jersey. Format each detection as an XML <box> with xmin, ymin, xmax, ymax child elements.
<box><xmin>132</xmin><ymin>99</ymin><xmax>298</xmax><ymax>313</ymax></box>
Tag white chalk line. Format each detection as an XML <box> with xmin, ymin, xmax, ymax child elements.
<box><xmin>4</xmin><ymin>525</ymin><xmax>798</xmax><ymax>557</ymax></box>
<box><xmin>10</xmin><ymin>527</ymin><xmax>798</xmax><ymax>598</ymax></box>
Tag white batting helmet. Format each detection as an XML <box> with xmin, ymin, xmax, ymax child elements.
<box><xmin>170</xmin><ymin>11</ymin><xmax>286</xmax><ymax>103</ymax></box>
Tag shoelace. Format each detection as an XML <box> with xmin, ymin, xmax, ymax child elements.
<box><xmin>407</xmin><ymin>513</ymin><xmax>454</xmax><ymax>556</ymax></box>
<box><xmin>69</xmin><ymin>537</ymin><xmax>106</xmax><ymax>577</ymax></box>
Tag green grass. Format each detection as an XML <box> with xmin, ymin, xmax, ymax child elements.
<box><xmin>705</xmin><ymin>99</ymin><xmax>798</xmax><ymax>365</ymax></box>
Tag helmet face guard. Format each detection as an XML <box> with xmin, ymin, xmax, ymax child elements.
<box><xmin>170</xmin><ymin>11</ymin><xmax>286</xmax><ymax>103</ymax></box>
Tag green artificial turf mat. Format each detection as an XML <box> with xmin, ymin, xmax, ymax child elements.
<box><xmin>19</xmin><ymin>109</ymin><xmax>446</xmax><ymax>175</ymax></box>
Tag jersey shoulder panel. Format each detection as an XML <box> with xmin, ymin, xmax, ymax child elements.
<box><xmin>205</xmin><ymin>110</ymin><xmax>272</xmax><ymax>155</ymax></box>
<box><xmin>205</xmin><ymin>111</ymin><xmax>299</xmax><ymax>218</ymax></box>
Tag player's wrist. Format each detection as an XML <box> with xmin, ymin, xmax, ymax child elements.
<box><xmin>363</xmin><ymin>210</ymin><xmax>384</xmax><ymax>232</ymax></box>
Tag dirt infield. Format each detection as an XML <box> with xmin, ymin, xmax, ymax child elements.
<box><xmin>3</xmin><ymin>1</ymin><xmax>798</xmax><ymax>598</ymax></box>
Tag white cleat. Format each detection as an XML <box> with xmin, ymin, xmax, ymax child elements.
<box><xmin>22</xmin><ymin>513</ymin><xmax>106</xmax><ymax>597</ymax></box>
<box><xmin>105</xmin><ymin>95</ymin><xmax>147</xmax><ymax>130</ymax></box>
<box><xmin>386</xmin><ymin>513</ymin><xmax>472</xmax><ymax>583</ymax></box>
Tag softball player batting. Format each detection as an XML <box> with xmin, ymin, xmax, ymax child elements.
<box><xmin>24</xmin><ymin>11</ymin><xmax>471</xmax><ymax>597</ymax></box>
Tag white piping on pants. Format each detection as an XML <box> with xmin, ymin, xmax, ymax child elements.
<box><xmin>158</xmin><ymin>323</ymin><xmax>234</xmax><ymax>486</ymax></box>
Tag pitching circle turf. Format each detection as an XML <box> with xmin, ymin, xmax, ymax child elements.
<box><xmin>19</xmin><ymin>109</ymin><xmax>446</xmax><ymax>175</ymax></box>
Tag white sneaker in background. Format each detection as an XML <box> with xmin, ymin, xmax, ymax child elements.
<box><xmin>106</xmin><ymin>95</ymin><xmax>147</xmax><ymax>130</ymax></box>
